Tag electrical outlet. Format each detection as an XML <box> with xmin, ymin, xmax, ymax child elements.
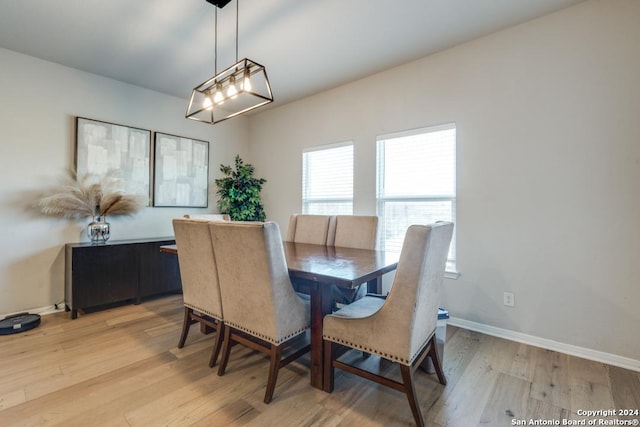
<box><xmin>503</xmin><ymin>292</ymin><xmax>515</xmax><ymax>307</ymax></box>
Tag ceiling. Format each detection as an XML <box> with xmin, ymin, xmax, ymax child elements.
<box><xmin>0</xmin><ymin>0</ymin><xmax>585</xmax><ymax>109</ymax></box>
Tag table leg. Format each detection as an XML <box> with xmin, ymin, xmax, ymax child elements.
<box><xmin>367</xmin><ymin>277</ymin><xmax>382</xmax><ymax>294</ymax></box>
<box><xmin>309</xmin><ymin>281</ymin><xmax>333</xmax><ymax>390</ymax></box>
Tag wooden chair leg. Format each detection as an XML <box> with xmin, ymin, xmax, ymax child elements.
<box><xmin>178</xmin><ymin>307</ymin><xmax>193</xmax><ymax>348</ymax></box>
<box><xmin>427</xmin><ymin>336</ymin><xmax>447</xmax><ymax>385</ymax></box>
<box><xmin>323</xmin><ymin>340</ymin><xmax>335</xmax><ymax>392</ymax></box>
<box><xmin>400</xmin><ymin>365</ymin><xmax>425</xmax><ymax>427</ymax></box>
<box><xmin>264</xmin><ymin>344</ymin><xmax>283</xmax><ymax>404</ymax></box>
<box><xmin>208</xmin><ymin>322</ymin><xmax>224</xmax><ymax>368</ymax></box>
<box><xmin>217</xmin><ymin>326</ymin><xmax>233</xmax><ymax>376</ymax></box>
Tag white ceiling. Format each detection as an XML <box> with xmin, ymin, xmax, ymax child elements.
<box><xmin>0</xmin><ymin>0</ymin><xmax>584</xmax><ymax>108</ymax></box>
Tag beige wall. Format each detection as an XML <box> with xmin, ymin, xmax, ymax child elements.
<box><xmin>249</xmin><ymin>0</ymin><xmax>640</xmax><ymax>363</ymax></box>
<box><xmin>0</xmin><ymin>48</ymin><xmax>249</xmax><ymax>314</ymax></box>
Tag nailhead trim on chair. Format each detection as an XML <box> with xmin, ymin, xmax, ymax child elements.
<box><xmin>185</xmin><ymin>303</ymin><xmax>222</xmax><ymax>321</ymax></box>
<box><xmin>323</xmin><ymin>334</ymin><xmax>430</xmax><ymax>366</ymax></box>
<box><xmin>225</xmin><ymin>320</ymin><xmax>310</xmax><ymax>345</ymax></box>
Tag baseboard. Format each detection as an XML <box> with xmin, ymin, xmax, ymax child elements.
<box><xmin>448</xmin><ymin>317</ymin><xmax>640</xmax><ymax>373</ymax></box>
<box><xmin>36</xmin><ymin>303</ymin><xmax>66</xmax><ymax>316</ymax></box>
<box><xmin>2</xmin><ymin>302</ymin><xmax>65</xmax><ymax>319</ymax></box>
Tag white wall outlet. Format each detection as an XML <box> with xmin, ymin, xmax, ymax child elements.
<box><xmin>503</xmin><ymin>292</ymin><xmax>515</xmax><ymax>307</ymax></box>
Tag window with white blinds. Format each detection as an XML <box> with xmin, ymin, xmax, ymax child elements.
<box><xmin>377</xmin><ymin>123</ymin><xmax>457</xmax><ymax>272</ymax></box>
<box><xmin>302</xmin><ymin>142</ymin><xmax>353</xmax><ymax>215</ymax></box>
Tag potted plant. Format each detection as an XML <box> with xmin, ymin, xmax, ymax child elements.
<box><xmin>215</xmin><ymin>155</ymin><xmax>267</xmax><ymax>221</ymax></box>
<box><xmin>38</xmin><ymin>171</ymin><xmax>146</xmax><ymax>243</ymax></box>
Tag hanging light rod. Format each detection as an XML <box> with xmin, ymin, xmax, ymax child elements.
<box><xmin>187</xmin><ymin>0</ymin><xmax>273</xmax><ymax>125</ymax></box>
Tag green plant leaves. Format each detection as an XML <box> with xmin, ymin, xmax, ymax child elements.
<box><xmin>215</xmin><ymin>155</ymin><xmax>267</xmax><ymax>221</ymax></box>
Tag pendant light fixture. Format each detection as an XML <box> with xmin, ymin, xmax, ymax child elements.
<box><xmin>186</xmin><ymin>0</ymin><xmax>273</xmax><ymax>125</ymax></box>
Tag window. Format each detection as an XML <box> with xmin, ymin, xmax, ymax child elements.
<box><xmin>377</xmin><ymin>123</ymin><xmax>457</xmax><ymax>272</ymax></box>
<box><xmin>302</xmin><ymin>142</ymin><xmax>353</xmax><ymax>215</ymax></box>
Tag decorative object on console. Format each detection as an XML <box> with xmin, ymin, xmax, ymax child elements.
<box><xmin>215</xmin><ymin>155</ymin><xmax>266</xmax><ymax>221</ymax></box>
<box><xmin>87</xmin><ymin>215</ymin><xmax>110</xmax><ymax>244</ymax></box>
<box><xmin>185</xmin><ymin>0</ymin><xmax>273</xmax><ymax>124</ymax></box>
<box><xmin>38</xmin><ymin>171</ymin><xmax>146</xmax><ymax>243</ymax></box>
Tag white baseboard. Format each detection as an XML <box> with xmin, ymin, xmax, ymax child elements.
<box><xmin>3</xmin><ymin>302</ymin><xmax>65</xmax><ymax>318</ymax></box>
<box><xmin>35</xmin><ymin>304</ymin><xmax>66</xmax><ymax>316</ymax></box>
<box><xmin>448</xmin><ymin>317</ymin><xmax>640</xmax><ymax>373</ymax></box>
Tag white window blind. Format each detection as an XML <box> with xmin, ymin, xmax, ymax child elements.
<box><xmin>377</xmin><ymin>123</ymin><xmax>457</xmax><ymax>272</ymax></box>
<box><xmin>302</xmin><ymin>142</ymin><xmax>353</xmax><ymax>215</ymax></box>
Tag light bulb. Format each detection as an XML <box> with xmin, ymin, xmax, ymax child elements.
<box><xmin>227</xmin><ymin>76</ymin><xmax>238</xmax><ymax>99</ymax></box>
<box><xmin>202</xmin><ymin>93</ymin><xmax>213</xmax><ymax>110</ymax></box>
<box><xmin>213</xmin><ymin>83</ymin><xmax>224</xmax><ymax>104</ymax></box>
<box><xmin>243</xmin><ymin>75</ymin><xmax>252</xmax><ymax>92</ymax></box>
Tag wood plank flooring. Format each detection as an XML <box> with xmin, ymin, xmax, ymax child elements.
<box><xmin>1</xmin><ymin>295</ymin><xmax>638</xmax><ymax>426</ymax></box>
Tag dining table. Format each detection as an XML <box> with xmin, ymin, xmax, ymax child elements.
<box><xmin>160</xmin><ymin>241</ymin><xmax>399</xmax><ymax>390</ymax></box>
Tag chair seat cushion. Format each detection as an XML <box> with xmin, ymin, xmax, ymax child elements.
<box><xmin>328</xmin><ymin>295</ymin><xmax>385</xmax><ymax>319</ymax></box>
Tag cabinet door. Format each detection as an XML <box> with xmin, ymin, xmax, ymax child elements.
<box><xmin>71</xmin><ymin>244</ymin><xmax>139</xmax><ymax>309</ymax></box>
<box><xmin>138</xmin><ymin>240</ymin><xmax>182</xmax><ymax>298</ymax></box>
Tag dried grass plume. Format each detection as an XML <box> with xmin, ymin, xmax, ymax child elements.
<box><xmin>38</xmin><ymin>171</ymin><xmax>146</xmax><ymax>219</ymax></box>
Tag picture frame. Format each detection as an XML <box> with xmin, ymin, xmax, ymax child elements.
<box><xmin>75</xmin><ymin>117</ymin><xmax>151</xmax><ymax>204</ymax></box>
<box><xmin>153</xmin><ymin>132</ymin><xmax>209</xmax><ymax>207</ymax></box>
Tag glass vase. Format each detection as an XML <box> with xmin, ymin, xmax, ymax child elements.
<box><xmin>87</xmin><ymin>216</ymin><xmax>110</xmax><ymax>244</ymax></box>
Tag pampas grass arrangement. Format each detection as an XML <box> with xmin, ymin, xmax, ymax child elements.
<box><xmin>38</xmin><ymin>171</ymin><xmax>146</xmax><ymax>219</ymax></box>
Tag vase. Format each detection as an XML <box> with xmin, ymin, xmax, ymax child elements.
<box><xmin>87</xmin><ymin>216</ymin><xmax>110</xmax><ymax>244</ymax></box>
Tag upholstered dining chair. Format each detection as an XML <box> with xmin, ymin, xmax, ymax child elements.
<box><xmin>285</xmin><ymin>214</ymin><xmax>332</xmax><ymax>245</ymax></box>
<box><xmin>184</xmin><ymin>214</ymin><xmax>230</xmax><ymax>221</ymax></box>
<box><xmin>323</xmin><ymin>222</ymin><xmax>454</xmax><ymax>427</ymax></box>
<box><xmin>209</xmin><ymin>221</ymin><xmax>311</xmax><ymax>404</ymax></box>
<box><xmin>327</xmin><ymin>215</ymin><xmax>379</xmax><ymax>306</ymax></box>
<box><xmin>285</xmin><ymin>214</ymin><xmax>333</xmax><ymax>295</ymax></box>
<box><xmin>327</xmin><ymin>214</ymin><xmax>378</xmax><ymax>250</ymax></box>
<box><xmin>172</xmin><ymin>218</ymin><xmax>225</xmax><ymax>368</ymax></box>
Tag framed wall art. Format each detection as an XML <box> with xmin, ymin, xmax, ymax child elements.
<box><xmin>153</xmin><ymin>132</ymin><xmax>209</xmax><ymax>207</ymax></box>
<box><xmin>75</xmin><ymin>117</ymin><xmax>151</xmax><ymax>203</ymax></box>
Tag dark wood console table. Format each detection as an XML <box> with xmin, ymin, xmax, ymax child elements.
<box><xmin>65</xmin><ymin>237</ymin><xmax>182</xmax><ymax>319</ymax></box>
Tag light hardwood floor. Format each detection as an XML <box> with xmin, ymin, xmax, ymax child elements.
<box><xmin>1</xmin><ymin>295</ymin><xmax>638</xmax><ymax>426</ymax></box>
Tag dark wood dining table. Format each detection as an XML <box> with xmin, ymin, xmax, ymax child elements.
<box><xmin>160</xmin><ymin>241</ymin><xmax>399</xmax><ymax>390</ymax></box>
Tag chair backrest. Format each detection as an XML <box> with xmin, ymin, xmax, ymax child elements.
<box><xmin>210</xmin><ymin>221</ymin><xmax>309</xmax><ymax>344</ymax></box>
<box><xmin>285</xmin><ymin>214</ymin><xmax>331</xmax><ymax>245</ymax></box>
<box><xmin>172</xmin><ymin>218</ymin><xmax>223</xmax><ymax>320</ymax></box>
<box><xmin>184</xmin><ymin>214</ymin><xmax>230</xmax><ymax>221</ymax></box>
<box><xmin>327</xmin><ymin>215</ymin><xmax>378</xmax><ymax>249</ymax></box>
<box><xmin>373</xmin><ymin>222</ymin><xmax>453</xmax><ymax>364</ymax></box>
